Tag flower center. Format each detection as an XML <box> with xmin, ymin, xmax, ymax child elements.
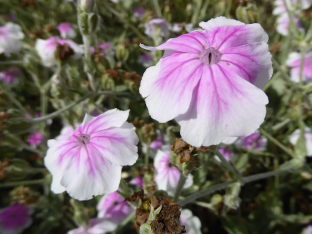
<box><xmin>77</xmin><ymin>134</ymin><xmax>90</xmax><ymax>146</ymax></box>
<box><xmin>200</xmin><ymin>47</ymin><xmax>221</xmax><ymax>65</ymax></box>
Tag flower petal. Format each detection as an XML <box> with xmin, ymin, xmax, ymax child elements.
<box><xmin>140</xmin><ymin>30</ymin><xmax>207</xmax><ymax>54</ymax></box>
<box><xmin>201</xmin><ymin>18</ymin><xmax>268</xmax><ymax>51</ymax></box>
<box><xmin>220</xmin><ymin>42</ymin><xmax>273</xmax><ymax>89</ymax></box>
<box><xmin>89</xmin><ymin>122</ymin><xmax>139</xmax><ymax>166</ymax></box>
<box><xmin>176</xmin><ymin>64</ymin><xmax>268</xmax><ymax>147</ymax></box>
<box><xmin>140</xmin><ymin>51</ymin><xmax>203</xmax><ymax>122</ymax></box>
<box><xmin>82</xmin><ymin>109</ymin><xmax>130</xmax><ymax>134</ymax></box>
<box><xmin>60</xmin><ymin>145</ymin><xmax>122</xmax><ymax>200</ymax></box>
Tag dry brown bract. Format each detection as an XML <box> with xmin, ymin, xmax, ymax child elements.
<box><xmin>55</xmin><ymin>43</ymin><xmax>74</xmax><ymax>61</ymax></box>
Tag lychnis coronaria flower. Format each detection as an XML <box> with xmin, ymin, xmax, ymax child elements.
<box><xmin>289</xmin><ymin>127</ymin><xmax>312</xmax><ymax>156</ymax></box>
<box><xmin>144</xmin><ymin>19</ymin><xmax>170</xmax><ymax>38</ymax></box>
<box><xmin>35</xmin><ymin>36</ymin><xmax>83</xmax><ymax>67</ymax></box>
<box><xmin>140</xmin><ymin>17</ymin><xmax>272</xmax><ymax>147</ymax></box>
<box><xmin>44</xmin><ymin>109</ymin><xmax>139</xmax><ymax>200</ymax></box>
<box><xmin>286</xmin><ymin>52</ymin><xmax>312</xmax><ymax>83</ymax></box>
<box><xmin>0</xmin><ymin>68</ymin><xmax>19</xmax><ymax>86</ymax></box>
<box><xmin>273</xmin><ymin>0</ymin><xmax>312</xmax><ymax>16</ymax></box>
<box><xmin>68</xmin><ymin>218</ymin><xmax>116</xmax><ymax>234</ymax></box>
<box><xmin>154</xmin><ymin>150</ymin><xmax>193</xmax><ymax>195</ymax></box>
<box><xmin>0</xmin><ymin>23</ymin><xmax>24</xmax><ymax>55</ymax></box>
<box><xmin>28</xmin><ymin>132</ymin><xmax>44</xmax><ymax>147</ymax></box>
<box><xmin>97</xmin><ymin>192</ymin><xmax>133</xmax><ymax>224</ymax></box>
<box><xmin>58</xmin><ymin>22</ymin><xmax>77</xmax><ymax>39</ymax></box>
<box><xmin>180</xmin><ymin>209</ymin><xmax>202</xmax><ymax>234</ymax></box>
<box><xmin>0</xmin><ymin>203</ymin><xmax>33</xmax><ymax>234</ymax></box>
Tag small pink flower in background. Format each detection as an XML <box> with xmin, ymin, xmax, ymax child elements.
<box><xmin>90</xmin><ymin>43</ymin><xmax>114</xmax><ymax>57</ymax></box>
<box><xmin>154</xmin><ymin>150</ymin><xmax>193</xmax><ymax>195</ymax></box>
<box><xmin>239</xmin><ymin>131</ymin><xmax>267</xmax><ymax>151</ymax></box>
<box><xmin>130</xmin><ymin>176</ymin><xmax>144</xmax><ymax>189</ymax></box>
<box><xmin>218</xmin><ymin>146</ymin><xmax>234</xmax><ymax>161</ymax></box>
<box><xmin>289</xmin><ymin>127</ymin><xmax>312</xmax><ymax>156</ymax></box>
<box><xmin>303</xmin><ymin>225</ymin><xmax>312</xmax><ymax>234</ymax></box>
<box><xmin>276</xmin><ymin>13</ymin><xmax>304</xmax><ymax>36</ymax></box>
<box><xmin>144</xmin><ymin>19</ymin><xmax>170</xmax><ymax>38</ymax></box>
<box><xmin>150</xmin><ymin>134</ymin><xmax>163</xmax><ymax>151</ymax></box>
<box><xmin>273</xmin><ymin>0</ymin><xmax>312</xmax><ymax>15</ymax></box>
<box><xmin>5</xmin><ymin>15</ymin><xmax>16</xmax><ymax>21</ymax></box>
<box><xmin>28</xmin><ymin>132</ymin><xmax>44</xmax><ymax>147</ymax></box>
<box><xmin>138</xmin><ymin>54</ymin><xmax>152</xmax><ymax>67</ymax></box>
<box><xmin>58</xmin><ymin>22</ymin><xmax>76</xmax><ymax>39</ymax></box>
<box><xmin>68</xmin><ymin>218</ymin><xmax>117</xmax><ymax>234</ymax></box>
<box><xmin>0</xmin><ymin>203</ymin><xmax>33</xmax><ymax>234</ymax></box>
<box><xmin>35</xmin><ymin>36</ymin><xmax>83</xmax><ymax>67</ymax></box>
<box><xmin>134</xmin><ymin>7</ymin><xmax>145</xmax><ymax>19</ymax></box>
<box><xmin>140</xmin><ymin>17</ymin><xmax>272</xmax><ymax>147</ymax></box>
<box><xmin>286</xmin><ymin>52</ymin><xmax>312</xmax><ymax>83</ymax></box>
<box><xmin>0</xmin><ymin>68</ymin><xmax>19</xmax><ymax>85</ymax></box>
<box><xmin>44</xmin><ymin>109</ymin><xmax>139</xmax><ymax>200</ymax></box>
<box><xmin>97</xmin><ymin>192</ymin><xmax>133</xmax><ymax>224</ymax></box>
<box><xmin>0</xmin><ymin>22</ymin><xmax>24</xmax><ymax>55</ymax></box>
<box><xmin>180</xmin><ymin>209</ymin><xmax>202</xmax><ymax>234</ymax></box>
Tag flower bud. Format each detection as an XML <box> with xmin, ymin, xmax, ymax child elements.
<box><xmin>70</xmin><ymin>199</ymin><xmax>89</xmax><ymax>227</ymax></box>
<box><xmin>115</xmin><ymin>44</ymin><xmax>129</xmax><ymax>63</ymax></box>
<box><xmin>80</xmin><ymin>0</ymin><xmax>94</xmax><ymax>12</ymax></box>
<box><xmin>4</xmin><ymin>159</ymin><xmax>31</xmax><ymax>180</ymax></box>
<box><xmin>236</xmin><ymin>2</ymin><xmax>259</xmax><ymax>24</ymax></box>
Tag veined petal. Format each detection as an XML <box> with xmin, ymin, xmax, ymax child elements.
<box><xmin>60</xmin><ymin>145</ymin><xmax>122</xmax><ymax>200</ymax></box>
<box><xmin>82</xmin><ymin>109</ymin><xmax>129</xmax><ymax>134</ymax></box>
<box><xmin>221</xmin><ymin>42</ymin><xmax>273</xmax><ymax>89</ymax></box>
<box><xmin>89</xmin><ymin>122</ymin><xmax>139</xmax><ymax>166</ymax></box>
<box><xmin>140</xmin><ymin>30</ymin><xmax>207</xmax><ymax>54</ymax></box>
<box><xmin>203</xmin><ymin>21</ymin><xmax>268</xmax><ymax>51</ymax></box>
<box><xmin>140</xmin><ymin>51</ymin><xmax>203</xmax><ymax>123</ymax></box>
<box><xmin>176</xmin><ymin>64</ymin><xmax>268</xmax><ymax>147</ymax></box>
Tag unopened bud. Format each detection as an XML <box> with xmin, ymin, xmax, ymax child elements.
<box><xmin>224</xmin><ymin>182</ymin><xmax>241</xmax><ymax>210</ymax></box>
<box><xmin>70</xmin><ymin>199</ymin><xmax>89</xmax><ymax>227</ymax></box>
<box><xmin>80</xmin><ymin>0</ymin><xmax>94</xmax><ymax>12</ymax></box>
<box><xmin>4</xmin><ymin>159</ymin><xmax>31</xmax><ymax>180</ymax></box>
<box><xmin>115</xmin><ymin>44</ymin><xmax>129</xmax><ymax>63</ymax></box>
<box><xmin>236</xmin><ymin>2</ymin><xmax>259</xmax><ymax>24</ymax></box>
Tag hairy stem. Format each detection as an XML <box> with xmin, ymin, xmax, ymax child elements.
<box><xmin>174</xmin><ymin>173</ymin><xmax>188</xmax><ymax>202</ymax></box>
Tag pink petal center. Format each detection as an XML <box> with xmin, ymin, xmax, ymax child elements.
<box><xmin>77</xmin><ymin>134</ymin><xmax>91</xmax><ymax>146</ymax></box>
<box><xmin>199</xmin><ymin>47</ymin><xmax>221</xmax><ymax>65</ymax></box>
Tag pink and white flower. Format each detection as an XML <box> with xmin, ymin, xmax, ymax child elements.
<box><xmin>289</xmin><ymin>127</ymin><xmax>312</xmax><ymax>156</ymax></box>
<box><xmin>0</xmin><ymin>203</ymin><xmax>33</xmax><ymax>234</ymax></box>
<box><xmin>180</xmin><ymin>209</ymin><xmax>201</xmax><ymax>234</ymax></box>
<box><xmin>44</xmin><ymin>109</ymin><xmax>139</xmax><ymax>200</ymax></box>
<box><xmin>134</xmin><ymin>7</ymin><xmax>145</xmax><ymax>19</ymax></box>
<box><xmin>58</xmin><ymin>22</ymin><xmax>77</xmax><ymax>39</ymax></box>
<box><xmin>154</xmin><ymin>150</ymin><xmax>193</xmax><ymax>195</ymax></box>
<box><xmin>138</xmin><ymin>54</ymin><xmax>152</xmax><ymax>67</ymax></box>
<box><xmin>28</xmin><ymin>132</ymin><xmax>44</xmax><ymax>147</ymax></box>
<box><xmin>130</xmin><ymin>176</ymin><xmax>144</xmax><ymax>189</ymax></box>
<box><xmin>273</xmin><ymin>0</ymin><xmax>312</xmax><ymax>15</ymax></box>
<box><xmin>145</xmin><ymin>19</ymin><xmax>170</xmax><ymax>38</ymax></box>
<box><xmin>68</xmin><ymin>218</ymin><xmax>117</xmax><ymax>234</ymax></box>
<box><xmin>303</xmin><ymin>225</ymin><xmax>312</xmax><ymax>234</ymax></box>
<box><xmin>238</xmin><ymin>131</ymin><xmax>267</xmax><ymax>151</ymax></box>
<box><xmin>218</xmin><ymin>146</ymin><xmax>234</xmax><ymax>161</ymax></box>
<box><xmin>97</xmin><ymin>192</ymin><xmax>133</xmax><ymax>224</ymax></box>
<box><xmin>140</xmin><ymin>17</ymin><xmax>272</xmax><ymax>147</ymax></box>
<box><xmin>0</xmin><ymin>23</ymin><xmax>24</xmax><ymax>55</ymax></box>
<box><xmin>35</xmin><ymin>36</ymin><xmax>83</xmax><ymax>67</ymax></box>
<box><xmin>0</xmin><ymin>68</ymin><xmax>19</xmax><ymax>86</ymax></box>
<box><xmin>276</xmin><ymin>13</ymin><xmax>304</xmax><ymax>36</ymax></box>
<box><xmin>286</xmin><ymin>52</ymin><xmax>312</xmax><ymax>83</ymax></box>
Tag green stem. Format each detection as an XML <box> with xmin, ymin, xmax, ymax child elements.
<box><xmin>174</xmin><ymin>173</ymin><xmax>188</xmax><ymax>202</ymax></box>
<box><xmin>282</xmin><ymin>0</ymin><xmax>300</xmax><ymax>37</ymax></box>
<box><xmin>2</xmin><ymin>88</ymin><xmax>27</xmax><ymax>113</ymax></box>
<box><xmin>82</xmin><ymin>34</ymin><xmax>96</xmax><ymax>91</ymax></box>
<box><xmin>114</xmin><ymin>211</ymin><xmax>135</xmax><ymax>234</ymax></box>
<box><xmin>0</xmin><ymin>179</ymin><xmax>47</xmax><ymax>188</ymax></box>
<box><xmin>151</xmin><ymin>0</ymin><xmax>162</xmax><ymax>18</ymax></box>
<box><xmin>0</xmin><ymin>60</ymin><xmax>23</xmax><ymax>65</ymax></box>
<box><xmin>4</xmin><ymin>133</ymin><xmax>44</xmax><ymax>155</ymax></box>
<box><xmin>260</xmin><ymin>128</ymin><xmax>296</xmax><ymax>158</ymax></box>
<box><xmin>213</xmin><ymin>149</ymin><xmax>242</xmax><ymax>180</ymax></box>
<box><xmin>178</xmin><ymin>169</ymin><xmax>288</xmax><ymax>206</ymax></box>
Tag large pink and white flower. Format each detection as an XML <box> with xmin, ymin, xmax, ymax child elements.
<box><xmin>44</xmin><ymin>109</ymin><xmax>139</xmax><ymax>200</ymax></box>
<box><xmin>140</xmin><ymin>17</ymin><xmax>272</xmax><ymax>147</ymax></box>
<box><xmin>97</xmin><ymin>192</ymin><xmax>133</xmax><ymax>224</ymax></box>
<box><xmin>154</xmin><ymin>150</ymin><xmax>193</xmax><ymax>195</ymax></box>
<box><xmin>68</xmin><ymin>218</ymin><xmax>117</xmax><ymax>234</ymax></box>
<box><xmin>58</xmin><ymin>22</ymin><xmax>77</xmax><ymax>39</ymax></box>
<box><xmin>289</xmin><ymin>127</ymin><xmax>312</xmax><ymax>156</ymax></box>
<box><xmin>0</xmin><ymin>203</ymin><xmax>33</xmax><ymax>234</ymax></box>
<box><xmin>286</xmin><ymin>52</ymin><xmax>312</xmax><ymax>83</ymax></box>
<box><xmin>35</xmin><ymin>36</ymin><xmax>83</xmax><ymax>67</ymax></box>
<box><xmin>180</xmin><ymin>209</ymin><xmax>201</xmax><ymax>234</ymax></box>
<box><xmin>0</xmin><ymin>23</ymin><xmax>24</xmax><ymax>55</ymax></box>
